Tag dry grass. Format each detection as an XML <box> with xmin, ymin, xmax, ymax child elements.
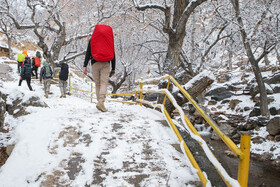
<box><xmin>11</xmin><ymin>40</ymin><xmax>39</xmax><ymax>52</ymax></box>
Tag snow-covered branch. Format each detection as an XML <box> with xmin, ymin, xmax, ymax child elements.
<box><xmin>176</xmin><ymin>0</ymin><xmax>207</xmax><ymax>33</ymax></box>
<box><xmin>58</xmin><ymin>51</ymin><xmax>87</xmax><ymax>64</ymax></box>
<box><xmin>132</xmin><ymin>1</ymin><xmax>166</xmax><ymax>12</ymax></box>
<box><xmin>64</xmin><ymin>33</ymin><xmax>92</xmax><ymax>46</ymax></box>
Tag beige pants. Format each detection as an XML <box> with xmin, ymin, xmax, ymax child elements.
<box><xmin>43</xmin><ymin>78</ymin><xmax>52</xmax><ymax>94</ymax></box>
<box><xmin>59</xmin><ymin>79</ymin><xmax>67</xmax><ymax>95</ymax></box>
<box><xmin>92</xmin><ymin>62</ymin><xmax>110</xmax><ymax>100</ymax></box>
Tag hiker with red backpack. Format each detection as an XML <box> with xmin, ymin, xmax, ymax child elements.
<box><xmin>31</xmin><ymin>51</ymin><xmax>41</xmax><ymax>79</ymax></box>
<box><xmin>83</xmin><ymin>24</ymin><xmax>116</xmax><ymax>112</ymax></box>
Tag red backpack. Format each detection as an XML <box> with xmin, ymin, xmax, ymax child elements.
<box><xmin>91</xmin><ymin>24</ymin><xmax>115</xmax><ymax>62</ymax></box>
<box><xmin>34</xmin><ymin>57</ymin><xmax>41</xmax><ymax>67</ymax></box>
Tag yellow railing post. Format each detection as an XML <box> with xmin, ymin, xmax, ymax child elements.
<box><xmin>68</xmin><ymin>73</ymin><xmax>71</xmax><ymax>96</ymax></box>
<box><xmin>140</xmin><ymin>78</ymin><xmax>143</xmax><ymax>106</ymax></box>
<box><xmin>162</xmin><ymin>77</ymin><xmax>171</xmax><ymax>106</ymax></box>
<box><xmin>238</xmin><ymin>133</ymin><xmax>251</xmax><ymax>187</ymax></box>
<box><xmin>91</xmin><ymin>82</ymin><xmax>93</xmax><ymax>103</ymax></box>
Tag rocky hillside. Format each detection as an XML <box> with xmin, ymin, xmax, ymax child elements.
<box><xmin>189</xmin><ymin>64</ymin><xmax>280</xmax><ymax>164</ymax></box>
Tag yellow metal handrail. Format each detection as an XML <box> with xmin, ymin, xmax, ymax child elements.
<box><xmin>67</xmin><ymin>73</ymin><xmax>250</xmax><ymax>187</ymax></box>
<box><xmin>136</xmin><ymin>89</ymin><xmax>236</xmax><ymax>186</ymax></box>
<box><xmin>138</xmin><ymin>75</ymin><xmax>251</xmax><ymax>187</ymax></box>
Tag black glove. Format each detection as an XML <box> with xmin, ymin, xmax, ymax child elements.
<box><xmin>109</xmin><ymin>70</ymin><xmax>115</xmax><ymax>77</ymax></box>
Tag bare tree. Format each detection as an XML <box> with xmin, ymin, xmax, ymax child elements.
<box><xmin>0</xmin><ymin>2</ymin><xmax>21</xmax><ymax>59</ymax></box>
<box><xmin>230</xmin><ymin>0</ymin><xmax>279</xmax><ymax>117</ymax></box>
<box><xmin>2</xmin><ymin>0</ymin><xmax>87</xmax><ymax>67</ymax></box>
<box><xmin>3</xmin><ymin>0</ymin><xmax>122</xmax><ymax>68</ymax></box>
<box><xmin>132</xmin><ymin>0</ymin><xmax>207</xmax><ymax>76</ymax></box>
<box><xmin>0</xmin><ymin>16</ymin><xmax>15</xmax><ymax>59</ymax></box>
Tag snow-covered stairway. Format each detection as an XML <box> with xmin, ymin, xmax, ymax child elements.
<box><xmin>0</xmin><ymin>90</ymin><xmax>199</xmax><ymax>186</ymax></box>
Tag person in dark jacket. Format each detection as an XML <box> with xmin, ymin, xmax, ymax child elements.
<box><xmin>18</xmin><ymin>56</ymin><xmax>33</xmax><ymax>91</ymax></box>
<box><xmin>59</xmin><ymin>62</ymin><xmax>69</xmax><ymax>98</ymax></box>
<box><xmin>31</xmin><ymin>57</ymin><xmax>37</xmax><ymax>79</ymax></box>
<box><xmin>84</xmin><ymin>25</ymin><xmax>116</xmax><ymax>112</ymax></box>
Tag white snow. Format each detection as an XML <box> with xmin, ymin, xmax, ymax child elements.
<box><xmin>0</xmin><ymin>59</ymin><xmax>198</xmax><ymax>186</ymax></box>
<box><xmin>251</xmin><ymin>127</ymin><xmax>280</xmax><ymax>159</ymax></box>
<box><xmin>1</xmin><ymin>54</ymin><xmax>280</xmax><ymax>186</ymax></box>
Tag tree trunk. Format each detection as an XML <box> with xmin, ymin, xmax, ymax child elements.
<box><xmin>264</xmin><ymin>54</ymin><xmax>270</xmax><ymax>65</ymax></box>
<box><xmin>7</xmin><ymin>37</ymin><xmax>12</xmax><ymax>59</ymax></box>
<box><xmin>251</xmin><ymin>62</ymin><xmax>269</xmax><ymax>116</ymax></box>
<box><xmin>228</xmin><ymin>50</ymin><xmax>233</xmax><ymax>70</ymax></box>
<box><xmin>162</xmin><ymin>0</ymin><xmax>187</xmax><ymax>75</ymax></box>
<box><xmin>164</xmin><ymin>32</ymin><xmax>186</xmax><ymax>75</ymax></box>
<box><xmin>190</xmin><ymin>13</ymin><xmax>196</xmax><ymax>65</ymax></box>
<box><xmin>134</xmin><ymin>0</ymin><xmax>206</xmax><ymax>76</ymax></box>
<box><xmin>231</xmin><ymin>0</ymin><xmax>269</xmax><ymax>117</ymax></box>
<box><xmin>275</xmin><ymin>48</ymin><xmax>280</xmax><ymax>65</ymax></box>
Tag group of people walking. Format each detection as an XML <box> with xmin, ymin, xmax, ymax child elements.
<box><xmin>17</xmin><ymin>24</ymin><xmax>116</xmax><ymax>113</ymax></box>
<box><xmin>17</xmin><ymin>50</ymin><xmax>69</xmax><ymax>99</ymax></box>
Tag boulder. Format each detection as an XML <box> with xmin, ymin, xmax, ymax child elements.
<box><xmin>229</xmin><ymin>99</ymin><xmax>242</xmax><ymax>110</ymax></box>
<box><xmin>211</xmin><ymin>123</ymin><xmax>236</xmax><ymax>140</ymax></box>
<box><xmin>252</xmin><ymin>136</ymin><xmax>266</xmax><ymax>144</ymax></box>
<box><xmin>6</xmin><ymin>95</ymin><xmax>48</xmax><ymax>118</ymax></box>
<box><xmin>267</xmin><ymin>117</ymin><xmax>280</xmax><ymax>136</ymax></box>
<box><xmin>269</xmin><ymin>107</ymin><xmax>280</xmax><ymax>116</ymax></box>
<box><xmin>206</xmin><ymin>86</ymin><xmax>228</xmax><ymax>96</ymax></box>
<box><xmin>208</xmin><ymin>100</ymin><xmax>217</xmax><ymax>105</ymax></box>
<box><xmin>0</xmin><ymin>89</ymin><xmax>7</xmax><ymax>131</ymax></box>
<box><xmin>211</xmin><ymin>91</ymin><xmax>234</xmax><ymax>101</ymax></box>
<box><xmin>221</xmin><ymin>99</ymin><xmax>230</xmax><ymax>104</ymax></box>
<box><xmin>243</xmin><ymin>117</ymin><xmax>268</xmax><ymax>130</ymax></box>
<box><xmin>264</xmin><ymin>71</ymin><xmax>280</xmax><ymax>84</ymax></box>
<box><xmin>271</xmin><ymin>85</ymin><xmax>280</xmax><ymax>93</ymax></box>
<box><xmin>250</xmin><ymin>83</ymin><xmax>274</xmax><ymax>98</ymax></box>
<box><xmin>249</xmin><ymin>107</ymin><xmax>261</xmax><ymax>117</ymax></box>
<box><xmin>227</xmin><ymin>84</ymin><xmax>242</xmax><ymax>92</ymax></box>
<box><xmin>217</xmin><ymin>73</ymin><xmax>231</xmax><ymax>83</ymax></box>
<box><xmin>244</xmin><ymin>106</ymin><xmax>251</xmax><ymax>111</ymax></box>
<box><xmin>275</xmin><ymin>135</ymin><xmax>280</xmax><ymax>142</ymax></box>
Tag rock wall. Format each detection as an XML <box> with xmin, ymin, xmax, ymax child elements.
<box><xmin>0</xmin><ymin>87</ymin><xmax>48</xmax><ymax>167</ymax></box>
<box><xmin>0</xmin><ymin>90</ymin><xmax>6</xmax><ymax>131</ymax></box>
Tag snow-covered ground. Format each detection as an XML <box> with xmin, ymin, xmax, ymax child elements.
<box><xmin>1</xmin><ymin>55</ymin><xmax>280</xmax><ymax>186</ymax></box>
<box><xmin>0</xmin><ymin>61</ymin><xmax>199</xmax><ymax>186</ymax></box>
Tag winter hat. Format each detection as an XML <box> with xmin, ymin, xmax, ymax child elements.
<box><xmin>24</xmin><ymin>56</ymin><xmax>31</xmax><ymax>64</ymax></box>
<box><xmin>23</xmin><ymin>50</ymin><xmax>28</xmax><ymax>56</ymax></box>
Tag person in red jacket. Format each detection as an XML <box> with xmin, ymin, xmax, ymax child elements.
<box><xmin>83</xmin><ymin>24</ymin><xmax>116</xmax><ymax>112</ymax></box>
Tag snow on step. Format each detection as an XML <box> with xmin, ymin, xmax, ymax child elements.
<box><xmin>0</xmin><ymin>92</ymin><xmax>198</xmax><ymax>186</ymax></box>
